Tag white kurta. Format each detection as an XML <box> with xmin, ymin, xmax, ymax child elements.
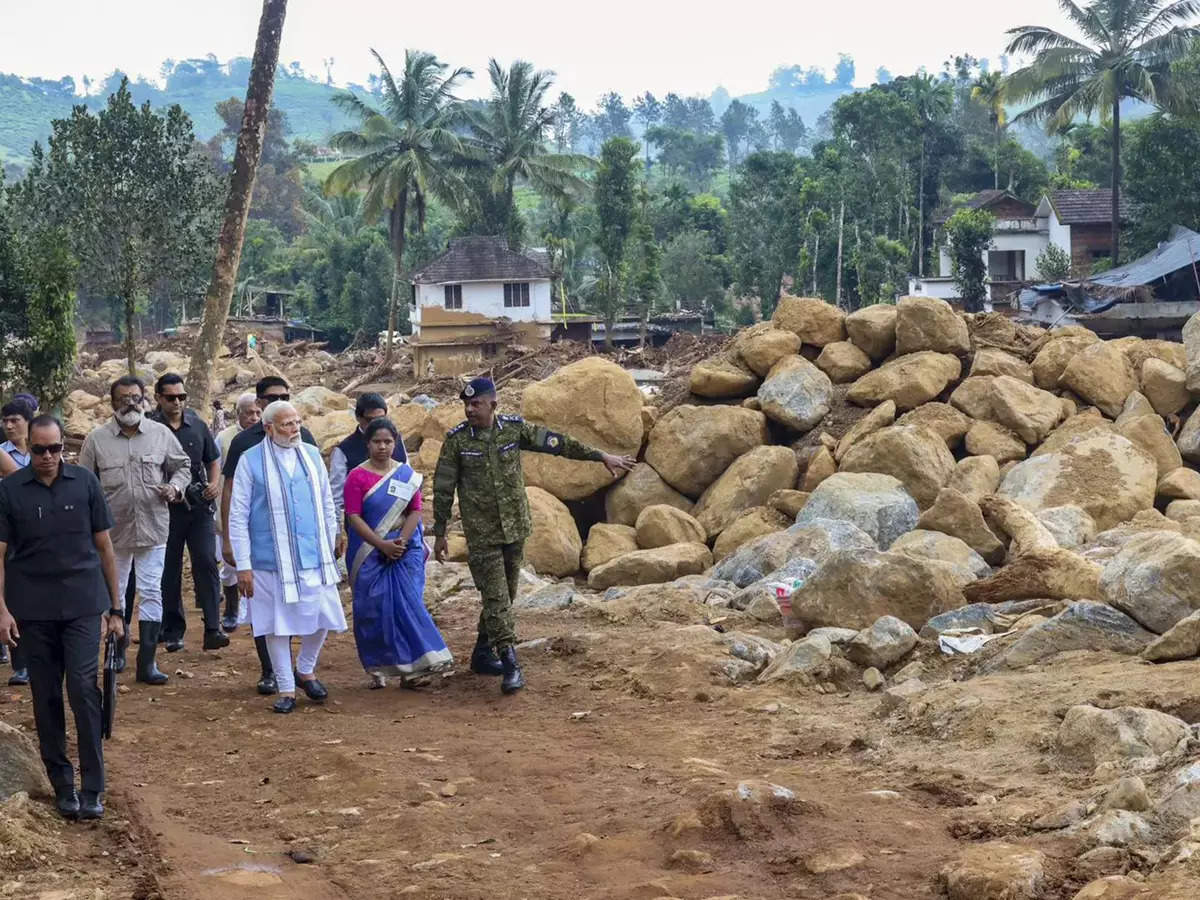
<box><xmin>229</xmin><ymin>443</ymin><xmax>348</xmax><ymax>638</ymax></box>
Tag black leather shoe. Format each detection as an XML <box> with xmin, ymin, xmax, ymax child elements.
<box><xmin>54</xmin><ymin>786</ymin><xmax>79</xmax><ymax>819</ymax></box>
<box><xmin>220</xmin><ymin>615</ymin><xmax>239</xmax><ymax>633</ymax></box>
<box><xmin>469</xmin><ymin>636</ymin><xmax>504</xmax><ymax>676</ymax></box>
<box><xmin>202</xmin><ymin>630</ymin><xmax>230</xmax><ymax>651</ymax></box>
<box><xmin>8</xmin><ymin>668</ymin><xmax>28</xmax><ymax>686</ymax></box>
<box><xmin>164</xmin><ymin>637</ymin><xmax>184</xmax><ymax>653</ymax></box>
<box><xmin>499</xmin><ymin>646</ymin><xmax>525</xmax><ymax>695</ymax></box>
<box><xmin>136</xmin><ymin>622</ymin><xmax>169</xmax><ymax>686</ymax></box>
<box><xmin>78</xmin><ymin>790</ymin><xmax>103</xmax><ymax>820</ymax></box>
<box><xmin>272</xmin><ymin>696</ymin><xmax>296</xmax><ymax>714</ymax></box>
<box><xmin>257</xmin><ymin>672</ymin><xmax>278</xmax><ymax>695</ymax></box>
<box><xmin>296</xmin><ymin>674</ymin><xmax>328</xmax><ymax>703</ymax></box>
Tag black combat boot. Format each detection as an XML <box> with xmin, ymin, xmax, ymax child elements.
<box><xmin>220</xmin><ymin>585</ymin><xmax>240</xmax><ymax>633</ymax></box>
<box><xmin>78</xmin><ymin>790</ymin><xmax>103</xmax><ymax>820</ymax></box>
<box><xmin>54</xmin><ymin>785</ymin><xmax>80</xmax><ymax>819</ymax></box>
<box><xmin>254</xmin><ymin>635</ymin><xmax>277</xmax><ymax>695</ymax></box>
<box><xmin>499</xmin><ymin>646</ymin><xmax>524</xmax><ymax>695</ymax></box>
<box><xmin>202</xmin><ymin>629</ymin><xmax>230</xmax><ymax>650</ymax></box>
<box><xmin>469</xmin><ymin>634</ymin><xmax>504</xmax><ymax>676</ymax></box>
<box><xmin>135</xmin><ymin>622</ymin><xmax>169</xmax><ymax>686</ymax></box>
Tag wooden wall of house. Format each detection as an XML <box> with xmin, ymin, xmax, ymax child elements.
<box><xmin>1070</xmin><ymin>224</ymin><xmax>1115</xmax><ymax>271</ymax></box>
<box><xmin>991</xmin><ymin>197</ymin><xmax>1036</xmax><ymax>219</ymax></box>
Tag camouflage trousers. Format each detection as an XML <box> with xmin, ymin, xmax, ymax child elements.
<box><xmin>466</xmin><ymin>541</ymin><xmax>524</xmax><ymax>650</ymax></box>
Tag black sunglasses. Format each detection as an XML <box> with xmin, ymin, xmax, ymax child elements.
<box><xmin>260</xmin><ymin>393</ymin><xmax>290</xmax><ymax>402</ymax></box>
<box><xmin>161</xmin><ymin>393</ymin><xmax>187</xmax><ymax>402</ymax></box>
<box><xmin>31</xmin><ymin>443</ymin><xmax>63</xmax><ymax>456</ymax></box>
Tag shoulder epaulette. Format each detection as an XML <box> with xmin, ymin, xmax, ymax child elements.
<box><xmin>446</xmin><ymin>421</ymin><xmax>468</xmax><ymax>437</ymax></box>
<box><xmin>498</xmin><ymin>414</ymin><xmax>524</xmax><ymax>425</ymax></box>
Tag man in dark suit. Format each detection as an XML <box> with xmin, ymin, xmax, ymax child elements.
<box><xmin>0</xmin><ymin>415</ymin><xmax>123</xmax><ymax>820</ymax></box>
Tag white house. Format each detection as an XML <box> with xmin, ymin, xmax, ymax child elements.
<box><xmin>408</xmin><ymin>236</ymin><xmax>555</xmax><ymax>375</ymax></box>
<box><xmin>909</xmin><ymin>189</ymin><xmax>1126</xmax><ymax>303</ymax></box>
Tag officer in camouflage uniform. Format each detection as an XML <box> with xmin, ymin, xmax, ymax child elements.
<box><xmin>432</xmin><ymin>377</ymin><xmax>635</xmax><ymax>694</ymax></box>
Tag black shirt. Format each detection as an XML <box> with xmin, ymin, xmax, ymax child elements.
<box><xmin>222</xmin><ymin>421</ymin><xmax>318</xmax><ymax>479</ymax></box>
<box><xmin>0</xmin><ymin>463</ymin><xmax>114</xmax><ymax>621</ymax></box>
<box><xmin>149</xmin><ymin>407</ymin><xmax>219</xmax><ymax>484</ymax></box>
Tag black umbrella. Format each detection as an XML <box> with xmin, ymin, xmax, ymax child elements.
<box><xmin>101</xmin><ymin>632</ymin><xmax>117</xmax><ymax>740</ymax></box>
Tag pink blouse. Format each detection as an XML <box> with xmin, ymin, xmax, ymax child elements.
<box><xmin>344</xmin><ymin>466</ymin><xmax>423</xmax><ymax>518</ymax></box>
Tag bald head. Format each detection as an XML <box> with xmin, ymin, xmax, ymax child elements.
<box><xmin>263</xmin><ymin>400</ymin><xmax>302</xmax><ymax>448</ymax></box>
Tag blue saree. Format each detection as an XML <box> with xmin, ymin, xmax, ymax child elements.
<box><xmin>348</xmin><ymin>463</ymin><xmax>452</xmax><ymax>676</ymax></box>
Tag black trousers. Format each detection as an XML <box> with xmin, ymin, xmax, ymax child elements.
<box><xmin>162</xmin><ymin>503</ymin><xmax>220</xmax><ymax>641</ymax></box>
<box><xmin>20</xmin><ymin>615</ymin><xmax>104</xmax><ymax>792</ymax></box>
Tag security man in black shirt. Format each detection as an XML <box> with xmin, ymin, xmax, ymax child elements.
<box><xmin>150</xmin><ymin>373</ymin><xmax>228</xmax><ymax>653</ymax></box>
<box><xmin>0</xmin><ymin>415</ymin><xmax>123</xmax><ymax>821</ymax></box>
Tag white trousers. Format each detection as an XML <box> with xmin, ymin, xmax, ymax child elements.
<box><xmin>216</xmin><ymin>533</ymin><xmax>239</xmax><ymax>588</ymax></box>
<box><xmin>266</xmin><ymin>630</ymin><xmax>328</xmax><ymax>695</ymax></box>
<box><xmin>115</xmin><ymin>545</ymin><xmax>167</xmax><ymax>623</ymax></box>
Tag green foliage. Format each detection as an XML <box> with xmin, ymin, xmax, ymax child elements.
<box><xmin>945</xmin><ymin>208</ymin><xmax>994</xmax><ymax>312</ymax></box>
<box><xmin>661</xmin><ymin>230</ymin><xmax>725</xmax><ymax>311</ymax></box>
<box><xmin>593</xmin><ymin>137</ymin><xmax>640</xmax><ymax>340</ymax></box>
<box><xmin>1124</xmin><ymin>114</ymin><xmax>1200</xmax><ymax>256</ymax></box>
<box><xmin>728</xmin><ymin>151</ymin><xmax>803</xmax><ymax>316</ymax></box>
<box><xmin>1034</xmin><ymin>242</ymin><xmax>1072</xmax><ymax>281</ymax></box>
<box><xmin>854</xmin><ymin>235</ymin><xmax>909</xmax><ymax>305</ymax></box>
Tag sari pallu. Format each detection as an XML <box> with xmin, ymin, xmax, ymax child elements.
<box><xmin>348</xmin><ymin>464</ymin><xmax>452</xmax><ymax>675</ymax></box>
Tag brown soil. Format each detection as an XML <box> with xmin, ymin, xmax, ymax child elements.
<box><xmin>5</xmin><ymin>580</ymin><xmax>1198</xmax><ymax>899</ymax></box>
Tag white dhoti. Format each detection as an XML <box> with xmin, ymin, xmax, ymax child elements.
<box><xmin>249</xmin><ymin>569</ymin><xmax>347</xmax><ymax>637</ymax></box>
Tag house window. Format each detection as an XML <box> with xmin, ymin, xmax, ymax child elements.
<box><xmin>443</xmin><ymin>284</ymin><xmax>462</xmax><ymax>309</ymax></box>
<box><xmin>503</xmin><ymin>282</ymin><xmax>530</xmax><ymax>308</ymax></box>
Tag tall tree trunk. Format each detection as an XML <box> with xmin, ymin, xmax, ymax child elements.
<box><xmin>1111</xmin><ymin>97</ymin><xmax>1121</xmax><ymax>266</ymax></box>
<box><xmin>994</xmin><ymin>120</ymin><xmax>1000</xmax><ymax>191</ymax></box>
<box><xmin>835</xmin><ymin>198</ymin><xmax>845</xmax><ymax>308</ymax></box>
<box><xmin>917</xmin><ymin>137</ymin><xmax>926</xmax><ymax>278</ymax></box>
<box><xmin>185</xmin><ymin>0</ymin><xmax>286</xmax><ymax>413</ymax></box>
<box><xmin>812</xmin><ymin>232</ymin><xmax>820</xmax><ymax>295</ymax></box>
<box><xmin>123</xmin><ymin>264</ymin><xmax>137</xmax><ymax>375</ymax></box>
<box><xmin>383</xmin><ymin>191</ymin><xmax>409</xmax><ymax>368</ymax></box>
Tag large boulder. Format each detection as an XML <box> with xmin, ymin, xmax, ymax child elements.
<box><xmin>987</xmin><ymin>375</ymin><xmax>1064</xmax><ymax>444</ymax></box>
<box><xmin>1036</xmin><ymin>505</ymin><xmax>1098</xmax><ymax>550</ymax></box>
<box><xmin>581</xmin><ymin>524</ymin><xmax>638</xmax><ymax>572</ymax></box>
<box><xmin>734</xmin><ymin>325</ymin><xmax>803</xmax><ymax>377</ymax></box>
<box><xmin>711</xmin><ymin>506</ymin><xmax>790</xmax><ymax>562</ymax></box>
<box><xmin>0</xmin><ymin>722</ymin><xmax>50</xmax><ymax>800</ymax></box>
<box><xmin>999</xmin><ymin>430</ymin><xmax>1157</xmax><ymax>532</ymax></box>
<box><xmin>795</xmin><ymin>472</ymin><xmax>918</xmax><ymax>549</ymax></box>
<box><xmin>1179</xmin><ymin>406</ymin><xmax>1200</xmax><ymax>465</ymax></box>
<box><xmin>895</xmin><ymin>295</ymin><xmax>970</xmax><ymax>356</ymax></box>
<box><xmin>712</xmin><ymin>518</ymin><xmax>876</xmax><ymax>588</ymax></box>
<box><xmin>635</xmin><ymin>504</ymin><xmax>707</xmax><ymax>549</ymax></box>
<box><xmin>693</xmin><ymin>445</ymin><xmax>799</xmax><ymax>538</ymax></box>
<box><xmin>1117</xmin><ymin>414</ymin><xmax>1181</xmax><ymax>479</ymax></box>
<box><xmin>918</xmin><ymin>488</ymin><xmax>1006</xmax><ymax>565</ymax></box>
<box><xmin>890</xmin><ymin>529</ymin><xmax>991</xmax><ymax>585</ymax></box>
<box><xmin>421</xmin><ymin>404</ymin><xmax>466</xmax><ymax>442</ymax></box>
<box><xmin>949</xmin><ymin>376</ymin><xmax>996</xmax><ymax>420</ymax></box>
<box><xmin>772</xmin><ymin>295</ymin><xmax>846</xmax><ymax>346</ymax></box>
<box><xmin>756</xmin><ymin>356</ymin><xmax>833</xmax><ymax>432</ymax></box>
<box><xmin>846</xmin><ymin>352</ymin><xmax>962</xmax><ymax>411</ymax></box>
<box><xmin>993</xmin><ymin>601</ymin><xmax>1154</xmax><ymax>670</ymax></box>
<box><xmin>835</xmin><ymin>400</ymin><xmax>895</xmax><ymax>462</ymax></box>
<box><xmin>1140</xmin><ymin>358</ymin><xmax>1190</xmax><ymax>417</ymax></box>
<box><xmin>838</xmin><ymin>425</ymin><xmax>956</xmax><ymax>509</ymax></box>
<box><xmin>939</xmin><ymin>842</ymin><xmax>1046</xmax><ymax>900</ymax></box>
<box><xmin>1159</xmin><ymin>467</ymin><xmax>1200</xmax><ymax>501</ymax></box>
<box><xmin>689</xmin><ymin>356</ymin><xmax>759</xmax><ymax>399</ymax></box>
<box><xmin>390</xmin><ymin>403</ymin><xmax>433</xmax><ymax>451</ymax></box>
<box><xmin>964</xmin><ymin>421</ymin><xmax>1026</xmax><ymax>464</ymax></box>
<box><xmin>524</xmin><ymin>487</ymin><xmax>582</xmax><ymax>576</ymax></box>
<box><xmin>945</xmin><ymin>456</ymin><xmax>1001</xmax><ymax>502</ymax></box>
<box><xmin>1031</xmin><ymin>331</ymin><xmax>1100</xmax><ymax>390</ymax></box>
<box><xmin>964</xmin><ymin>548</ymin><xmax>1102</xmax><ymax>604</ymax></box>
<box><xmin>814</xmin><ymin>341</ymin><xmax>872</xmax><ymax>383</ymax></box>
<box><xmin>292</xmin><ymin>385</ymin><xmax>350</xmax><ymax>417</ymax></box>
<box><xmin>1184</xmin><ymin>309</ymin><xmax>1200</xmax><ymax>392</ymax></box>
<box><xmin>845</xmin><ymin>615</ymin><xmax>919</xmax><ymax>669</ymax></box>
<box><xmin>969</xmin><ymin>348</ymin><xmax>1034</xmax><ymax>384</ymax></box>
<box><xmin>844</xmin><ymin>303</ymin><xmax>898</xmax><ymax>360</ymax></box>
<box><xmin>307</xmin><ymin>409</ymin><xmax>356</xmax><ymax>454</ymax></box>
<box><xmin>1033</xmin><ymin>412</ymin><xmax>1114</xmax><ymax>458</ymax></box>
<box><xmin>521</xmin><ymin>358</ymin><xmax>644</xmax><ymax>502</ymax></box>
<box><xmin>1100</xmin><ymin>530</ymin><xmax>1200</xmax><ymax>634</ymax></box>
<box><xmin>790</xmin><ymin>548</ymin><xmax>964</xmax><ymax>631</ymax></box>
<box><xmin>604</xmin><ymin>462</ymin><xmax>693</xmax><ymax>527</ymax></box>
<box><xmin>1057</xmin><ymin>704</ymin><xmax>1190</xmax><ymax>769</ymax></box>
<box><xmin>1060</xmin><ymin>342</ymin><xmax>1138</xmax><ymax>419</ymax></box>
<box><xmin>645</xmin><ymin>405</ymin><xmax>769</xmax><ymax>498</ymax></box>
<box><xmin>799</xmin><ymin>445</ymin><xmax>836</xmax><ymax>492</ymax></box>
<box><xmin>1125</xmin><ymin>338</ymin><xmax>1187</xmax><ymax>373</ymax></box>
<box><xmin>895</xmin><ymin>402</ymin><xmax>972</xmax><ymax>448</ymax></box>
<box><xmin>587</xmin><ymin>543</ymin><xmax>714</xmax><ymax>590</ymax></box>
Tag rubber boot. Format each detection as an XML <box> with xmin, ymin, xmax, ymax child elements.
<box><xmin>135</xmin><ymin>621</ymin><xmax>169</xmax><ymax>686</ymax></box>
<box><xmin>499</xmin><ymin>646</ymin><xmax>525</xmax><ymax>695</ymax></box>
<box><xmin>220</xmin><ymin>585</ymin><xmax>240</xmax><ymax>633</ymax></box>
<box><xmin>254</xmin><ymin>635</ymin><xmax>277</xmax><ymax>695</ymax></box>
<box><xmin>469</xmin><ymin>634</ymin><xmax>503</xmax><ymax>676</ymax></box>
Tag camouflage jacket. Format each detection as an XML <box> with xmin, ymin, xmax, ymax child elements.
<box><xmin>432</xmin><ymin>414</ymin><xmax>604</xmax><ymax>546</ymax></box>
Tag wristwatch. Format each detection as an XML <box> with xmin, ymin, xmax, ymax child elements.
<box><xmin>106</xmin><ymin>609</ymin><xmax>123</xmax><ymax>618</ymax></box>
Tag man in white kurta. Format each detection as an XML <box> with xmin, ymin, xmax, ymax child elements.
<box><xmin>228</xmin><ymin>401</ymin><xmax>347</xmax><ymax>714</ymax></box>
<box><xmin>216</xmin><ymin>392</ymin><xmax>259</xmax><ymax>634</ymax></box>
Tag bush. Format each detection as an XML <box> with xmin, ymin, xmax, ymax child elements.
<box><xmin>1034</xmin><ymin>243</ymin><xmax>1072</xmax><ymax>281</ymax></box>
<box><xmin>945</xmin><ymin>208</ymin><xmax>994</xmax><ymax>312</ymax></box>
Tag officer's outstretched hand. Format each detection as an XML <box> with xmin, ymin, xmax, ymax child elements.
<box><xmin>434</xmin><ymin>536</ymin><xmax>448</xmax><ymax>564</ymax></box>
<box><xmin>601</xmin><ymin>453</ymin><xmax>637</xmax><ymax>477</ymax></box>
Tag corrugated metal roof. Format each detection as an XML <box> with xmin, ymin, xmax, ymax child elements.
<box><xmin>1048</xmin><ymin>189</ymin><xmax>1132</xmax><ymax>225</ymax></box>
<box><xmin>410</xmin><ymin>236</ymin><xmax>553</xmax><ymax>285</ymax></box>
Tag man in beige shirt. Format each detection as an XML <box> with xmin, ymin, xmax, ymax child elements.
<box><xmin>78</xmin><ymin>375</ymin><xmax>190</xmax><ymax>686</ymax></box>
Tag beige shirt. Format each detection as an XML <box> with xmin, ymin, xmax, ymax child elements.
<box><xmin>78</xmin><ymin>417</ymin><xmax>191</xmax><ymax>551</ymax></box>
<box><xmin>214</xmin><ymin>423</ymin><xmax>243</xmax><ymax>535</ymax></box>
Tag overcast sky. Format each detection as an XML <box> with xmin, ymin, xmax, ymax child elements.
<box><xmin>3</xmin><ymin>0</ymin><xmax>1075</xmax><ymax>102</ymax></box>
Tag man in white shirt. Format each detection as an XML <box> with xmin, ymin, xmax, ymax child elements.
<box><xmin>215</xmin><ymin>393</ymin><xmax>260</xmax><ymax>634</ymax></box>
<box><xmin>228</xmin><ymin>401</ymin><xmax>347</xmax><ymax>714</ymax></box>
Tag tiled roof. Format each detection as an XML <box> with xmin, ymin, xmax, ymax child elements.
<box><xmin>932</xmin><ymin>190</ymin><xmax>1033</xmax><ymax>225</ymax></box>
<box><xmin>410</xmin><ymin>236</ymin><xmax>552</xmax><ymax>284</ymax></box>
<box><xmin>1048</xmin><ymin>189</ymin><xmax>1131</xmax><ymax>224</ymax></box>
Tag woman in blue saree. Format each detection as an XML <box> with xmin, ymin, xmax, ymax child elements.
<box><xmin>344</xmin><ymin>418</ymin><xmax>452</xmax><ymax>688</ymax></box>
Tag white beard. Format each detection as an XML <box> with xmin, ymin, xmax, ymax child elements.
<box><xmin>271</xmin><ymin>433</ymin><xmax>301</xmax><ymax>449</ymax></box>
<box><xmin>115</xmin><ymin>409</ymin><xmax>142</xmax><ymax>427</ymax></box>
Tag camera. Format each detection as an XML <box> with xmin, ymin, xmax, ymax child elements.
<box><xmin>183</xmin><ymin>479</ymin><xmax>212</xmax><ymax>512</ymax></box>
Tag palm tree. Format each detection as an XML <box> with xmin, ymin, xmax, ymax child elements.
<box><xmin>1005</xmin><ymin>0</ymin><xmax>1200</xmax><ymax>265</ymax></box>
<box><xmin>971</xmin><ymin>70</ymin><xmax>1008</xmax><ymax>190</ymax></box>
<box><xmin>465</xmin><ymin>59</ymin><xmax>592</xmax><ymax>244</ymax></box>
<box><xmin>898</xmin><ymin>74</ymin><xmax>953</xmax><ymax>277</ymax></box>
<box><xmin>324</xmin><ymin>49</ymin><xmax>471</xmax><ymax>369</ymax></box>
